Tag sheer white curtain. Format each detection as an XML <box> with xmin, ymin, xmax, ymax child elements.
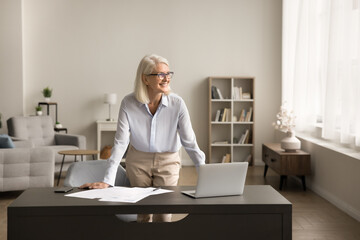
<box><xmin>282</xmin><ymin>0</ymin><xmax>360</xmax><ymax>146</ymax></box>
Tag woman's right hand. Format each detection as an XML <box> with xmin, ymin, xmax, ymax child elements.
<box><xmin>79</xmin><ymin>182</ymin><xmax>110</xmax><ymax>189</ymax></box>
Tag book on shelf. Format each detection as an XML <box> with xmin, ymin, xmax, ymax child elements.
<box><xmin>211</xmin><ymin>86</ymin><xmax>220</xmax><ymax>99</ymax></box>
<box><xmin>215</xmin><ymin>108</ymin><xmax>231</xmax><ymax>122</ymax></box>
<box><xmin>218</xmin><ymin>109</ymin><xmax>224</xmax><ymax>122</ymax></box>
<box><xmin>216</xmin><ymin>87</ymin><xmax>224</xmax><ymax>99</ymax></box>
<box><xmin>214</xmin><ymin>110</ymin><xmax>220</xmax><ymax>122</ymax></box>
<box><xmin>221</xmin><ymin>153</ymin><xmax>231</xmax><ymax>163</ymax></box>
<box><xmin>225</xmin><ymin>108</ymin><xmax>231</xmax><ymax>122</ymax></box>
<box><xmin>221</xmin><ymin>108</ymin><xmax>227</xmax><ymax>122</ymax></box>
<box><xmin>238</xmin><ymin>129</ymin><xmax>250</xmax><ymax>144</ymax></box>
<box><xmin>211</xmin><ymin>85</ymin><xmax>224</xmax><ymax>99</ymax></box>
<box><xmin>245</xmin><ymin>107</ymin><xmax>253</xmax><ymax>122</ymax></box>
<box><xmin>233</xmin><ymin>86</ymin><xmax>243</xmax><ymax>100</ymax></box>
<box><xmin>238</xmin><ymin>133</ymin><xmax>245</xmax><ymax>144</ymax></box>
<box><xmin>238</xmin><ymin>107</ymin><xmax>252</xmax><ymax>122</ymax></box>
<box><xmin>244</xmin><ymin>129</ymin><xmax>250</xmax><ymax>144</ymax></box>
<box><xmin>239</xmin><ymin>109</ymin><xmax>246</xmax><ymax>122</ymax></box>
<box><xmin>233</xmin><ymin>87</ymin><xmax>238</xmax><ymax>99</ymax></box>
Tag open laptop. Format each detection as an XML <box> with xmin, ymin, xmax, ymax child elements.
<box><xmin>181</xmin><ymin>162</ymin><xmax>248</xmax><ymax>198</ymax></box>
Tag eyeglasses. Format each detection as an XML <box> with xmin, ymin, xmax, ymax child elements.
<box><xmin>147</xmin><ymin>72</ymin><xmax>174</xmax><ymax>80</ymax></box>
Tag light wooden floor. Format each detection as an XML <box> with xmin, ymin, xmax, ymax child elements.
<box><xmin>1</xmin><ymin>166</ymin><xmax>360</xmax><ymax>240</ymax></box>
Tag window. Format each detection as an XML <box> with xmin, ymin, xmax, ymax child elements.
<box><xmin>282</xmin><ymin>0</ymin><xmax>360</xmax><ymax>147</ymax></box>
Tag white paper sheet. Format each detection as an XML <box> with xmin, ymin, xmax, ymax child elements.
<box><xmin>65</xmin><ymin>187</ymin><xmax>173</xmax><ymax>203</ymax></box>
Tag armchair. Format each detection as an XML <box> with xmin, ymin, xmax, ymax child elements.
<box><xmin>0</xmin><ymin>147</ymin><xmax>54</xmax><ymax>191</ymax></box>
<box><xmin>64</xmin><ymin>160</ymin><xmax>136</xmax><ymax>222</ymax></box>
<box><xmin>7</xmin><ymin>116</ymin><xmax>86</xmax><ymax>173</ymax></box>
<box><xmin>64</xmin><ymin>160</ymin><xmax>130</xmax><ymax>187</ymax></box>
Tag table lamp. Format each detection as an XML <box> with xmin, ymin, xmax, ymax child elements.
<box><xmin>104</xmin><ymin>93</ymin><xmax>117</xmax><ymax>121</ymax></box>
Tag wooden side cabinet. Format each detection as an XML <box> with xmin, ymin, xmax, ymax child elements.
<box><xmin>262</xmin><ymin>143</ymin><xmax>311</xmax><ymax>191</ymax></box>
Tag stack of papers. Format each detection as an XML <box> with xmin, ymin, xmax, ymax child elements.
<box><xmin>66</xmin><ymin>186</ymin><xmax>173</xmax><ymax>203</ymax></box>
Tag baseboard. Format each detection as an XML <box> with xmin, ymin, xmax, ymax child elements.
<box><xmin>309</xmin><ymin>183</ymin><xmax>360</xmax><ymax>222</ymax></box>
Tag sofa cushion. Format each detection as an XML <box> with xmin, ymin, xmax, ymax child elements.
<box><xmin>7</xmin><ymin>116</ymin><xmax>55</xmax><ymax>146</ymax></box>
<box><xmin>0</xmin><ymin>134</ymin><xmax>15</xmax><ymax>148</ymax></box>
<box><xmin>0</xmin><ymin>148</ymin><xmax>54</xmax><ymax>191</ymax></box>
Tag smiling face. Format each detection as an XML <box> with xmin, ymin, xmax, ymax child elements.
<box><xmin>143</xmin><ymin>63</ymin><xmax>171</xmax><ymax>98</ymax></box>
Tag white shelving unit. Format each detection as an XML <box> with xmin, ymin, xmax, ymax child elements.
<box><xmin>208</xmin><ymin>76</ymin><xmax>255</xmax><ymax>165</ymax></box>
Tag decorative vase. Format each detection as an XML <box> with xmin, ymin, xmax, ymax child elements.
<box><xmin>281</xmin><ymin>130</ymin><xmax>301</xmax><ymax>152</ymax></box>
<box><xmin>36</xmin><ymin>111</ymin><xmax>43</xmax><ymax>116</ymax></box>
<box><xmin>55</xmin><ymin>123</ymin><xmax>62</xmax><ymax>128</ymax></box>
<box><xmin>44</xmin><ymin>97</ymin><xmax>51</xmax><ymax>103</ymax></box>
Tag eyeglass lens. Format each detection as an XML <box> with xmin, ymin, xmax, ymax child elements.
<box><xmin>158</xmin><ymin>72</ymin><xmax>173</xmax><ymax>80</ymax></box>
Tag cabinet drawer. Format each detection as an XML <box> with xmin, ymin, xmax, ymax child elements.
<box><xmin>263</xmin><ymin>148</ymin><xmax>281</xmax><ymax>172</ymax></box>
<box><xmin>282</xmin><ymin>155</ymin><xmax>311</xmax><ymax>175</ymax></box>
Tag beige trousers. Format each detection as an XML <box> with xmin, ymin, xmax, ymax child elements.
<box><xmin>125</xmin><ymin>146</ymin><xmax>181</xmax><ymax>223</ymax></box>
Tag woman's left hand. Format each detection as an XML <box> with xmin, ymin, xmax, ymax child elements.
<box><xmin>79</xmin><ymin>182</ymin><xmax>110</xmax><ymax>189</ymax></box>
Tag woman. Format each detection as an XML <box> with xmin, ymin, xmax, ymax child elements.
<box><xmin>80</xmin><ymin>54</ymin><xmax>205</xmax><ymax>222</ymax></box>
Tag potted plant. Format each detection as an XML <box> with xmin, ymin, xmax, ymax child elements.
<box><xmin>55</xmin><ymin>121</ymin><xmax>63</xmax><ymax>129</ymax></box>
<box><xmin>35</xmin><ymin>106</ymin><xmax>43</xmax><ymax>116</ymax></box>
<box><xmin>42</xmin><ymin>87</ymin><xmax>52</xmax><ymax>102</ymax></box>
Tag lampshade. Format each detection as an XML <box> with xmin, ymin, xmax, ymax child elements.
<box><xmin>104</xmin><ymin>93</ymin><xmax>117</xmax><ymax>105</ymax></box>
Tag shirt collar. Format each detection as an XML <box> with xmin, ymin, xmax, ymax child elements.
<box><xmin>161</xmin><ymin>94</ymin><xmax>169</xmax><ymax>107</ymax></box>
<box><xmin>139</xmin><ymin>94</ymin><xmax>168</xmax><ymax>107</ymax></box>
<box><xmin>141</xmin><ymin>94</ymin><xmax>169</xmax><ymax>115</ymax></box>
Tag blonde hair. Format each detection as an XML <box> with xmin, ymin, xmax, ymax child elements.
<box><xmin>134</xmin><ymin>54</ymin><xmax>170</xmax><ymax>104</ymax></box>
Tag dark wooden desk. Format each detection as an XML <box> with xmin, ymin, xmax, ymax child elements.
<box><xmin>8</xmin><ymin>185</ymin><xmax>292</xmax><ymax>240</ymax></box>
<box><xmin>263</xmin><ymin>143</ymin><xmax>311</xmax><ymax>191</ymax></box>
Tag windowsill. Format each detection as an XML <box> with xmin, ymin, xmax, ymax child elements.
<box><xmin>295</xmin><ymin>131</ymin><xmax>360</xmax><ymax>161</ymax></box>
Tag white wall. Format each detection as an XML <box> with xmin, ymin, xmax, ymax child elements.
<box><xmin>0</xmin><ymin>0</ymin><xmax>23</xmax><ymax>134</ymax></box>
<box><xmin>5</xmin><ymin>0</ymin><xmax>282</xmax><ymax>165</ymax></box>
